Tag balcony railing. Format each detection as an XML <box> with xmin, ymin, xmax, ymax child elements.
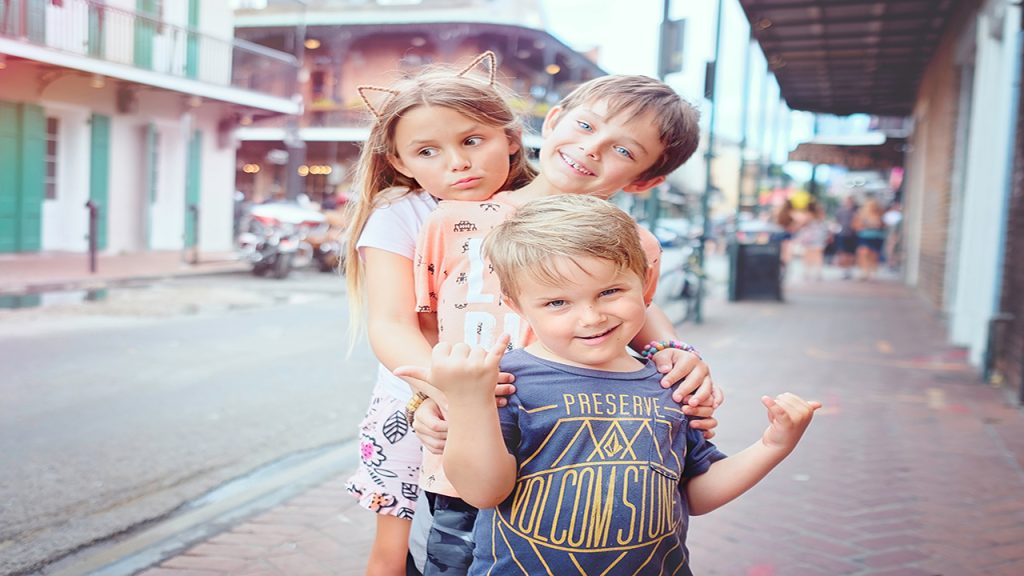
<box><xmin>0</xmin><ymin>0</ymin><xmax>299</xmax><ymax>101</ymax></box>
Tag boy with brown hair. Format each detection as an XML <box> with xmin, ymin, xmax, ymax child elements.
<box><xmin>406</xmin><ymin>74</ymin><xmax>712</xmax><ymax>575</ymax></box>
<box><xmin>400</xmin><ymin>194</ymin><xmax>819</xmax><ymax>574</ymax></box>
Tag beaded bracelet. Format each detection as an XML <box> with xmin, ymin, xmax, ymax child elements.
<box><xmin>639</xmin><ymin>339</ymin><xmax>701</xmax><ymax>360</ymax></box>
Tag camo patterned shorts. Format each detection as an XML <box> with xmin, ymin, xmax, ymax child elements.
<box><xmin>346</xmin><ymin>383</ymin><xmax>421</xmax><ymax>519</ymax></box>
<box><xmin>423</xmin><ymin>493</ymin><xmax>479</xmax><ymax>575</ymax></box>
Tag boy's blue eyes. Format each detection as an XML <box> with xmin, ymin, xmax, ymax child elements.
<box><xmin>574</xmin><ymin>121</ymin><xmax>634</xmax><ymax>159</ymax></box>
<box><xmin>544</xmin><ymin>289</ymin><xmax>621</xmax><ymax>308</ymax></box>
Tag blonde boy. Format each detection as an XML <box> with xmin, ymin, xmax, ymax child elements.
<box><xmin>401</xmin><ymin>195</ymin><xmax>820</xmax><ymax>574</ymax></box>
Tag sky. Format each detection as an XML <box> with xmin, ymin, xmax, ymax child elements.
<box><xmin>540</xmin><ymin>0</ymin><xmax>664</xmax><ymax>77</ymax></box>
<box><xmin>540</xmin><ymin>0</ymin><xmax>813</xmax><ymax>165</ymax></box>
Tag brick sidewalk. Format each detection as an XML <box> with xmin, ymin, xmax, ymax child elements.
<box><xmin>130</xmin><ymin>276</ymin><xmax>1024</xmax><ymax>576</ymax></box>
<box><xmin>0</xmin><ymin>251</ymin><xmax>246</xmax><ymax>294</ymax></box>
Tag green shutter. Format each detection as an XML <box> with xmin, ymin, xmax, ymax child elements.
<box><xmin>0</xmin><ymin>0</ymin><xmax>10</xmax><ymax>36</ymax></box>
<box><xmin>0</xmin><ymin>102</ymin><xmax>44</xmax><ymax>253</ymax></box>
<box><xmin>90</xmin><ymin>114</ymin><xmax>111</xmax><ymax>250</ymax></box>
<box><xmin>133</xmin><ymin>0</ymin><xmax>157</xmax><ymax>69</ymax></box>
<box><xmin>87</xmin><ymin>2</ymin><xmax>105</xmax><ymax>58</ymax></box>
<box><xmin>18</xmin><ymin>104</ymin><xmax>44</xmax><ymax>252</ymax></box>
<box><xmin>0</xmin><ymin>102</ymin><xmax>19</xmax><ymax>253</ymax></box>
<box><xmin>184</xmin><ymin>130</ymin><xmax>201</xmax><ymax>247</ymax></box>
<box><xmin>26</xmin><ymin>0</ymin><xmax>46</xmax><ymax>43</ymax></box>
<box><xmin>186</xmin><ymin>0</ymin><xmax>200</xmax><ymax>79</ymax></box>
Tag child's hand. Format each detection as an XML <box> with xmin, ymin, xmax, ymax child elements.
<box><xmin>654</xmin><ymin>349</ymin><xmax>724</xmax><ymax>408</ymax></box>
<box><xmin>395</xmin><ymin>334</ymin><xmax>511</xmax><ymax>402</ymax></box>
<box><xmin>761</xmin><ymin>393</ymin><xmax>821</xmax><ymax>452</ymax></box>
<box><xmin>494</xmin><ymin>371</ymin><xmax>516</xmax><ymax>408</ymax></box>
<box><xmin>412</xmin><ymin>397</ymin><xmax>448</xmax><ymax>455</ymax></box>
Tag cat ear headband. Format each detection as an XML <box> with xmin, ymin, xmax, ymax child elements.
<box><xmin>356</xmin><ymin>50</ymin><xmax>498</xmax><ymax>121</ymax></box>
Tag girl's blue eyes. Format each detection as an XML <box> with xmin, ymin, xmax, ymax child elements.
<box><xmin>576</xmin><ymin>120</ymin><xmax>592</xmax><ymax>131</ymax></box>
<box><xmin>545</xmin><ymin>300</ymin><xmax>566</xmax><ymax>308</ymax></box>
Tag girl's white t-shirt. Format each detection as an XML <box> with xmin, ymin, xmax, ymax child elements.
<box><xmin>357</xmin><ymin>190</ymin><xmax>438</xmax><ymax>401</ymax></box>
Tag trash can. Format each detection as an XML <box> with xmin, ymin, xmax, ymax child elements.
<box><xmin>728</xmin><ymin>240</ymin><xmax>783</xmax><ymax>301</ymax></box>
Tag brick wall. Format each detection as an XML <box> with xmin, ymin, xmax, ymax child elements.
<box><xmin>997</xmin><ymin>40</ymin><xmax>1024</xmax><ymax>402</ymax></box>
<box><xmin>907</xmin><ymin>19</ymin><xmax>962</xmax><ymax>309</ymax></box>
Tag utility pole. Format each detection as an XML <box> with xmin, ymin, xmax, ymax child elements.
<box><xmin>284</xmin><ymin>0</ymin><xmax>308</xmax><ymax>200</ymax></box>
<box><xmin>736</xmin><ymin>32</ymin><xmax>753</xmax><ymax>220</ymax></box>
<box><xmin>648</xmin><ymin>0</ymin><xmax>673</xmax><ymax>231</ymax></box>
<box><xmin>694</xmin><ymin>0</ymin><xmax>725</xmax><ymax>324</ymax></box>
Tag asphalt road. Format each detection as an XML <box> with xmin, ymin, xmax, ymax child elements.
<box><xmin>0</xmin><ymin>270</ymin><xmax>377</xmax><ymax>576</ymax></box>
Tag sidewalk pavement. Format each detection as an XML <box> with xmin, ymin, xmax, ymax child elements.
<box><xmin>31</xmin><ymin>255</ymin><xmax>1024</xmax><ymax>575</ymax></box>
<box><xmin>0</xmin><ymin>250</ymin><xmax>247</xmax><ymax>295</ymax></box>
<box><xmin>117</xmin><ymin>273</ymin><xmax>1024</xmax><ymax>576</ymax></box>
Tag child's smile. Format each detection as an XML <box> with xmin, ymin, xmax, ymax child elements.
<box><xmin>510</xmin><ymin>255</ymin><xmax>646</xmax><ymax>372</ymax></box>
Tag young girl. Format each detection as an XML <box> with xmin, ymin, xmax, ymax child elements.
<box><xmin>342</xmin><ymin>52</ymin><xmax>535</xmax><ymax>575</ymax></box>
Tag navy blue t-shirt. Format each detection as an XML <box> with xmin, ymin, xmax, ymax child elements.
<box><xmin>469</xmin><ymin>349</ymin><xmax>726</xmax><ymax>575</ymax></box>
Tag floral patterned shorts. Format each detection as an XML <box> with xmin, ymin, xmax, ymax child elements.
<box><xmin>346</xmin><ymin>383</ymin><xmax>422</xmax><ymax>519</ymax></box>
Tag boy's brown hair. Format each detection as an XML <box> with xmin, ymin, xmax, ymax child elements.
<box><xmin>482</xmin><ymin>194</ymin><xmax>649</xmax><ymax>305</ymax></box>
<box><xmin>558</xmin><ymin>75</ymin><xmax>701</xmax><ymax>182</ymax></box>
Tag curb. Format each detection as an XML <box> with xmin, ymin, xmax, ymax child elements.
<box><xmin>41</xmin><ymin>441</ymin><xmax>358</xmax><ymax>576</ymax></box>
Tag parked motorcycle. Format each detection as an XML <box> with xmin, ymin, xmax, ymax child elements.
<box><xmin>237</xmin><ymin>202</ymin><xmax>327</xmax><ymax>279</ymax></box>
<box><xmin>305</xmin><ymin>207</ymin><xmax>347</xmax><ymax>273</ymax></box>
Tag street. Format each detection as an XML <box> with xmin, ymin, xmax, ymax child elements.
<box><xmin>0</xmin><ymin>271</ymin><xmax>374</xmax><ymax>576</ymax></box>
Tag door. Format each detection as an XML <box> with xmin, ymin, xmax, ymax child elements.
<box><xmin>184</xmin><ymin>130</ymin><xmax>201</xmax><ymax>248</ymax></box>
<box><xmin>89</xmin><ymin>114</ymin><xmax>110</xmax><ymax>250</ymax></box>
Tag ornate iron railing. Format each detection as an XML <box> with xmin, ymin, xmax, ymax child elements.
<box><xmin>0</xmin><ymin>0</ymin><xmax>299</xmax><ymax>100</ymax></box>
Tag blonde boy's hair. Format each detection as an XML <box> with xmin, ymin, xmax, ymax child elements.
<box><xmin>483</xmin><ymin>195</ymin><xmax>649</xmax><ymax>305</ymax></box>
<box><xmin>558</xmin><ymin>75</ymin><xmax>701</xmax><ymax>182</ymax></box>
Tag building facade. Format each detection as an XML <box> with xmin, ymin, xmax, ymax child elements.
<box><xmin>232</xmin><ymin>0</ymin><xmax>605</xmax><ymax>205</ymax></box>
<box><xmin>737</xmin><ymin>0</ymin><xmax>1024</xmax><ymax>402</ymax></box>
<box><xmin>0</xmin><ymin>0</ymin><xmax>299</xmax><ymax>255</ymax></box>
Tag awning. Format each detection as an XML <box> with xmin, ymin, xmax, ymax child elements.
<box><xmin>789</xmin><ymin>135</ymin><xmax>906</xmax><ymax>170</ymax></box>
<box><xmin>736</xmin><ymin>0</ymin><xmax>962</xmax><ymax>116</ymax></box>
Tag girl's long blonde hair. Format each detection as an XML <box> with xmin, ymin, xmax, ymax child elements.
<box><xmin>343</xmin><ymin>59</ymin><xmax>537</xmax><ymax>346</ymax></box>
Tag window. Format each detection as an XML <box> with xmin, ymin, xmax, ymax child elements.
<box><xmin>45</xmin><ymin>117</ymin><xmax>58</xmax><ymax>200</ymax></box>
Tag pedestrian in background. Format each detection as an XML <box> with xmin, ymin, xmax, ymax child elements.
<box><xmin>775</xmin><ymin>199</ymin><xmax>798</xmax><ymax>268</ymax></box>
<box><xmin>853</xmin><ymin>196</ymin><xmax>886</xmax><ymax>281</ymax></box>
<box><xmin>883</xmin><ymin>200</ymin><xmax>904</xmax><ymax>271</ymax></box>
<box><xmin>834</xmin><ymin>195</ymin><xmax>859</xmax><ymax>279</ymax></box>
<box><xmin>795</xmin><ymin>200</ymin><xmax>829</xmax><ymax>281</ymax></box>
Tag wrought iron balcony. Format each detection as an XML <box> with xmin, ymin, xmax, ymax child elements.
<box><xmin>0</xmin><ymin>0</ymin><xmax>299</xmax><ymax>101</ymax></box>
